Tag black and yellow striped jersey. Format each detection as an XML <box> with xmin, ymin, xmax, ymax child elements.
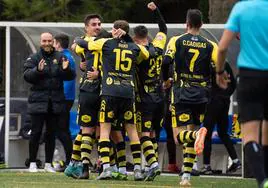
<box><xmin>75</xmin><ymin>36</ymin><xmax>101</xmax><ymax>93</ymax></box>
<box><xmin>136</xmin><ymin>32</ymin><xmax>167</xmax><ymax>103</ymax></box>
<box><xmin>165</xmin><ymin>33</ymin><xmax>218</xmax><ymax>104</ymax></box>
<box><xmin>84</xmin><ymin>36</ymin><xmax>149</xmax><ymax>99</ymax></box>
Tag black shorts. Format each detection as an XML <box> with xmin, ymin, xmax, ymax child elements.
<box><xmin>77</xmin><ymin>91</ymin><xmax>100</xmax><ymax>127</ymax></box>
<box><xmin>111</xmin><ymin>119</ymin><xmax>123</xmax><ymax>131</ymax></box>
<box><xmin>171</xmin><ymin>103</ymin><xmax>206</xmax><ymax>128</ymax></box>
<box><xmin>136</xmin><ymin>102</ymin><xmax>164</xmax><ymax>132</ymax></box>
<box><xmin>237</xmin><ymin>69</ymin><xmax>268</xmax><ymax>123</ymax></box>
<box><xmin>99</xmin><ymin>96</ymin><xmax>135</xmax><ymax>124</ymax></box>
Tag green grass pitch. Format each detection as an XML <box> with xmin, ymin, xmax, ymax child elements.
<box><xmin>0</xmin><ymin>172</ymin><xmax>257</xmax><ymax>188</ymax></box>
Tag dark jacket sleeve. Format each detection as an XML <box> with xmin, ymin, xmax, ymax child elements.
<box><xmin>153</xmin><ymin>8</ymin><xmax>167</xmax><ymax>34</ymax></box>
<box><xmin>23</xmin><ymin>55</ymin><xmax>44</xmax><ymax>84</ymax></box>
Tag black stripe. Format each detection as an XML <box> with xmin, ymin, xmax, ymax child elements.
<box><xmin>117</xmin><ymin>156</ymin><xmax>126</xmax><ymax>162</ymax></box>
<box><xmin>143</xmin><ymin>145</ymin><xmax>154</xmax><ymax>153</ymax></box>
<box><xmin>132</xmin><ymin>153</ymin><xmax>141</xmax><ymax>158</ymax></box>
<box><xmin>145</xmin><ymin>154</ymin><xmax>155</xmax><ymax>162</ymax></box>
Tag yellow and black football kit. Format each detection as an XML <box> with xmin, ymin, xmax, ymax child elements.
<box><xmin>136</xmin><ymin>32</ymin><xmax>167</xmax><ymax>133</ymax></box>
<box><xmin>163</xmin><ymin>33</ymin><xmax>218</xmax><ymax>127</ymax></box>
<box><xmin>162</xmin><ymin>32</ymin><xmax>218</xmax><ymax>177</ymax></box>
<box><xmin>75</xmin><ymin>36</ymin><xmax>101</xmax><ymax>128</ymax></box>
<box><xmin>76</xmin><ymin>36</ymin><xmax>149</xmax><ymax>124</ymax></box>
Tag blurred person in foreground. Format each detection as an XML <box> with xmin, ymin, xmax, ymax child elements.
<box><xmin>216</xmin><ymin>1</ymin><xmax>268</xmax><ymax>187</ymax></box>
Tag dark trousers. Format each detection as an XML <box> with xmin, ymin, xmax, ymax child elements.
<box><xmin>56</xmin><ymin>100</ymin><xmax>74</xmax><ymax>164</ymax></box>
<box><xmin>163</xmin><ymin>102</ymin><xmax>177</xmax><ymax>164</ymax></box>
<box><xmin>29</xmin><ymin>113</ymin><xmax>59</xmax><ymax>163</ymax></box>
<box><xmin>203</xmin><ymin>97</ymin><xmax>238</xmax><ymax>165</ymax></box>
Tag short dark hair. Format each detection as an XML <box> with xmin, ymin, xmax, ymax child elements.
<box><xmin>54</xmin><ymin>33</ymin><xmax>69</xmax><ymax>49</ymax></box>
<box><xmin>113</xmin><ymin>20</ymin><xmax>129</xmax><ymax>34</ymax></box>
<box><xmin>84</xmin><ymin>14</ymin><xmax>103</xmax><ymax>26</ymax></box>
<box><xmin>134</xmin><ymin>25</ymin><xmax>148</xmax><ymax>39</ymax></box>
<box><xmin>186</xmin><ymin>9</ymin><xmax>203</xmax><ymax>29</ymax></box>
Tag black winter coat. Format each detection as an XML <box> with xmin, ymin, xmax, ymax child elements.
<box><xmin>24</xmin><ymin>48</ymin><xmax>76</xmax><ymax>114</ymax></box>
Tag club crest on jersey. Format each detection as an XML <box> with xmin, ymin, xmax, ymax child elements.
<box><xmin>144</xmin><ymin>121</ymin><xmax>152</xmax><ymax>129</ymax></box>
<box><xmin>106</xmin><ymin>77</ymin><xmax>113</xmax><ymax>85</ymax></box>
<box><xmin>124</xmin><ymin>111</ymin><xmax>133</xmax><ymax>120</ymax></box>
<box><xmin>107</xmin><ymin>111</ymin><xmax>114</xmax><ymax>118</ymax></box>
<box><xmin>179</xmin><ymin>113</ymin><xmax>190</xmax><ymax>122</ymax></box>
<box><xmin>81</xmin><ymin>115</ymin><xmax>91</xmax><ymax>123</ymax></box>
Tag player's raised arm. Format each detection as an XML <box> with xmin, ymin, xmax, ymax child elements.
<box><xmin>148</xmin><ymin>1</ymin><xmax>167</xmax><ymax>34</ymax></box>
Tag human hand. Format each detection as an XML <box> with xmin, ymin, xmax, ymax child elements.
<box><xmin>216</xmin><ymin>71</ymin><xmax>230</xmax><ymax>89</ymax></box>
<box><xmin>80</xmin><ymin>61</ymin><xmax>86</xmax><ymax>71</ymax></box>
<box><xmin>87</xmin><ymin>66</ymin><xmax>99</xmax><ymax>80</ymax></box>
<box><xmin>71</xmin><ymin>43</ymin><xmax>77</xmax><ymax>51</ymax></box>
<box><xmin>113</xmin><ymin>28</ymin><xmax>126</xmax><ymax>39</ymax></box>
<box><xmin>62</xmin><ymin>58</ymin><xmax>69</xmax><ymax>70</ymax></box>
<box><xmin>162</xmin><ymin>78</ymin><xmax>173</xmax><ymax>90</ymax></box>
<box><xmin>147</xmin><ymin>2</ymin><xmax>157</xmax><ymax>11</ymax></box>
<box><xmin>38</xmin><ymin>59</ymin><xmax>46</xmax><ymax>71</ymax></box>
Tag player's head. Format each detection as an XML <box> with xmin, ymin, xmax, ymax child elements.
<box><xmin>112</xmin><ymin>20</ymin><xmax>130</xmax><ymax>36</ymax></box>
<box><xmin>40</xmin><ymin>32</ymin><xmax>54</xmax><ymax>53</ymax></box>
<box><xmin>53</xmin><ymin>33</ymin><xmax>69</xmax><ymax>51</ymax></box>
<box><xmin>133</xmin><ymin>25</ymin><xmax>148</xmax><ymax>40</ymax></box>
<box><xmin>84</xmin><ymin>14</ymin><xmax>103</xmax><ymax>37</ymax></box>
<box><xmin>186</xmin><ymin>9</ymin><xmax>203</xmax><ymax>30</ymax></box>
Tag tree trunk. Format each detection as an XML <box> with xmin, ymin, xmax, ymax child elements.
<box><xmin>209</xmin><ymin>0</ymin><xmax>238</xmax><ymax>23</ymax></box>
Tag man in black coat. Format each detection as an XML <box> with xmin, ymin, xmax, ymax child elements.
<box><xmin>23</xmin><ymin>32</ymin><xmax>76</xmax><ymax>173</ymax></box>
<box><xmin>201</xmin><ymin>62</ymin><xmax>241</xmax><ymax>174</ymax></box>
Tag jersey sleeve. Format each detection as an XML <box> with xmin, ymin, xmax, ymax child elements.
<box><xmin>87</xmin><ymin>38</ymin><xmax>109</xmax><ymax>51</ymax></box>
<box><xmin>224</xmin><ymin>3</ymin><xmax>242</xmax><ymax>33</ymax></box>
<box><xmin>209</xmin><ymin>40</ymin><xmax>218</xmax><ymax>65</ymax></box>
<box><xmin>75</xmin><ymin>45</ymin><xmax>85</xmax><ymax>56</ymax></box>
<box><xmin>152</xmin><ymin>32</ymin><xmax>167</xmax><ymax>50</ymax></box>
<box><xmin>137</xmin><ymin>44</ymin><xmax>149</xmax><ymax>64</ymax></box>
<box><xmin>164</xmin><ymin>36</ymin><xmax>177</xmax><ymax>60</ymax></box>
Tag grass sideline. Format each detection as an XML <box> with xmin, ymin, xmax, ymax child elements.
<box><xmin>0</xmin><ymin>172</ymin><xmax>257</xmax><ymax>188</ymax></box>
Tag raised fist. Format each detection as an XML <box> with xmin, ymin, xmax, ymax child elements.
<box><xmin>147</xmin><ymin>2</ymin><xmax>157</xmax><ymax>11</ymax></box>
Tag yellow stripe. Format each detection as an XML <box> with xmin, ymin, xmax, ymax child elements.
<box><xmin>101</xmin><ymin>156</ymin><xmax>110</xmax><ymax>163</ymax></box>
<box><xmin>185</xmin><ymin>131</ymin><xmax>191</xmax><ymax>141</ymax></box>
<box><xmin>144</xmin><ymin>149</ymin><xmax>154</xmax><ymax>158</ymax></box>
<box><xmin>132</xmin><ymin>151</ymin><xmax>140</xmax><ymax>154</ymax></box>
<box><xmin>82</xmin><ymin>136</ymin><xmax>93</xmax><ymax>142</ymax></box>
<box><xmin>185</xmin><ymin>147</ymin><xmax>196</xmax><ymax>155</ymax></box>
<box><xmin>73</xmin><ymin>145</ymin><xmax>81</xmax><ymax>151</ymax></box>
<box><xmin>133</xmin><ymin>158</ymin><xmax>141</xmax><ymax>164</ymax></box>
<box><xmin>100</xmin><ymin>147</ymin><xmax>110</xmax><ymax>153</ymax></box>
<box><xmin>179</xmin><ymin>130</ymin><xmax>186</xmax><ymax>143</ymax></box>
<box><xmin>81</xmin><ymin>153</ymin><xmax>90</xmax><ymax>158</ymax></box>
<box><xmin>184</xmin><ymin>158</ymin><xmax>195</xmax><ymax>163</ymax></box>
<box><xmin>81</xmin><ymin>144</ymin><xmax>92</xmax><ymax>150</ymax></box>
<box><xmin>99</xmin><ymin>139</ymin><xmax>110</xmax><ymax>142</ymax></box>
<box><xmin>142</xmin><ymin>141</ymin><xmax>153</xmax><ymax>149</ymax></box>
<box><xmin>130</xmin><ymin>141</ymin><xmax>140</xmax><ymax>145</ymax></box>
<box><xmin>184</xmin><ymin>167</ymin><xmax>192</xmax><ymax>172</ymax></box>
<box><xmin>148</xmin><ymin>157</ymin><xmax>157</xmax><ymax>166</ymax></box>
<box><xmin>71</xmin><ymin>154</ymin><xmax>81</xmax><ymax>161</ymax></box>
<box><xmin>117</xmin><ymin>150</ymin><xmax>126</xmax><ymax>157</ymax></box>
